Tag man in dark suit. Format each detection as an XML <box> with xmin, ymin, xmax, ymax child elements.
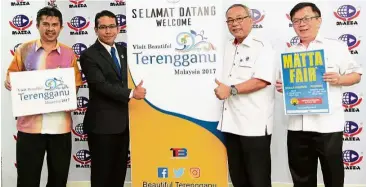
<box><xmin>79</xmin><ymin>10</ymin><xmax>146</xmax><ymax>187</ymax></box>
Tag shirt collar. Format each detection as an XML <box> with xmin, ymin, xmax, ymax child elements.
<box><xmin>35</xmin><ymin>39</ymin><xmax>61</xmax><ymax>54</ymax></box>
<box><xmin>232</xmin><ymin>33</ymin><xmax>254</xmax><ymax>47</ymax></box>
<box><xmin>98</xmin><ymin>39</ymin><xmax>116</xmax><ymax>53</ymax></box>
<box><xmin>297</xmin><ymin>34</ymin><xmax>324</xmax><ymax>46</ymax></box>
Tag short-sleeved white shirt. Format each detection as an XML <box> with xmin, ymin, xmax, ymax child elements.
<box><xmin>217</xmin><ymin>34</ymin><xmax>276</xmax><ymax>136</ymax></box>
<box><xmin>282</xmin><ymin>35</ymin><xmax>362</xmax><ymax>133</ymax></box>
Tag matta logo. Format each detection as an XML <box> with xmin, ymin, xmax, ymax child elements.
<box><xmin>48</xmin><ymin>0</ymin><xmax>57</xmax><ymax>7</ymax></box>
<box><xmin>343</xmin><ymin>121</ymin><xmax>362</xmax><ymax>141</ymax></box>
<box><xmin>110</xmin><ymin>0</ymin><xmax>125</xmax><ymax>6</ymax></box>
<box><xmin>334</xmin><ymin>5</ymin><xmax>360</xmax><ymax>25</ymax></box>
<box><xmin>67</xmin><ymin>16</ymin><xmax>90</xmax><ymax>35</ymax></box>
<box><xmin>343</xmin><ymin>150</ymin><xmax>363</xmax><ymax>170</ymax></box>
<box><xmin>10</xmin><ymin>43</ymin><xmax>22</xmax><ymax>56</ymax></box>
<box><xmin>251</xmin><ymin>9</ymin><xmax>265</xmax><ymax>28</ymax></box>
<box><xmin>342</xmin><ymin>92</ymin><xmax>362</xmax><ymax>112</ymax></box>
<box><xmin>73</xmin><ymin>149</ymin><xmax>91</xmax><ymax>168</ymax></box>
<box><xmin>69</xmin><ymin>0</ymin><xmax>87</xmax><ymax>8</ymax></box>
<box><xmin>11</xmin><ymin>0</ymin><xmax>30</xmax><ymax>6</ymax></box>
<box><xmin>287</xmin><ymin>36</ymin><xmax>300</xmax><ymax>47</ymax></box>
<box><xmin>72</xmin><ymin>123</ymin><xmax>87</xmax><ymax>141</ymax></box>
<box><xmin>116</xmin><ymin>14</ymin><xmax>126</xmax><ymax>33</ymax></box>
<box><xmin>9</xmin><ymin>14</ymin><xmax>32</xmax><ymax>35</ymax></box>
<box><xmin>72</xmin><ymin>43</ymin><xmax>87</xmax><ymax>58</ymax></box>
<box><xmin>338</xmin><ymin>34</ymin><xmax>361</xmax><ymax>55</ymax></box>
<box><xmin>73</xmin><ymin>96</ymin><xmax>88</xmax><ymax>115</ymax></box>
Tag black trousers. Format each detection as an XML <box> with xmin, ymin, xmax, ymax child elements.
<box><xmin>225</xmin><ymin>132</ymin><xmax>272</xmax><ymax>187</ymax></box>
<box><xmin>16</xmin><ymin>131</ymin><xmax>72</xmax><ymax>187</ymax></box>
<box><xmin>287</xmin><ymin>131</ymin><xmax>344</xmax><ymax>187</ymax></box>
<box><xmin>88</xmin><ymin>129</ymin><xmax>130</xmax><ymax>187</ymax></box>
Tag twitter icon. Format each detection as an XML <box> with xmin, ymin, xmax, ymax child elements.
<box><xmin>173</xmin><ymin>168</ymin><xmax>185</xmax><ymax>178</ymax></box>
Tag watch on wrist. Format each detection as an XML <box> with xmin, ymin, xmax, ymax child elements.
<box><xmin>230</xmin><ymin>85</ymin><xmax>238</xmax><ymax>96</ymax></box>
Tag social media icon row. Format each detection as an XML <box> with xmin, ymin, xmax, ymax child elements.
<box><xmin>158</xmin><ymin>167</ymin><xmax>200</xmax><ymax>178</ymax></box>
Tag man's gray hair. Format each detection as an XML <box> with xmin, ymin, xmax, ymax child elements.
<box><xmin>226</xmin><ymin>4</ymin><xmax>251</xmax><ymax>17</ymax></box>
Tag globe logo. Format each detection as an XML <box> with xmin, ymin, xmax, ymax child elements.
<box><xmin>116</xmin><ymin>14</ymin><xmax>126</xmax><ymax>28</ymax></box>
<box><xmin>72</xmin><ymin>43</ymin><xmax>87</xmax><ymax>56</ymax></box>
<box><xmin>342</xmin><ymin>92</ymin><xmax>359</xmax><ymax>105</ymax></box>
<box><xmin>344</xmin><ymin>121</ymin><xmax>363</xmax><ymax>137</ymax></box>
<box><xmin>116</xmin><ymin>42</ymin><xmax>127</xmax><ymax>47</ymax></box>
<box><xmin>10</xmin><ymin>14</ymin><xmax>32</xmax><ymax>30</ymax></box>
<box><xmin>74</xmin><ymin>123</ymin><xmax>86</xmax><ymax>136</ymax></box>
<box><xmin>251</xmin><ymin>9</ymin><xmax>264</xmax><ymax>23</ymax></box>
<box><xmin>337</xmin><ymin>5</ymin><xmax>357</xmax><ymax>18</ymax></box>
<box><xmin>71</xmin><ymin>16</ymin><xmax>86</xmax><ymax>28</ymax></box>
<box><xmin>290</xmin><ymin>36</ymin><xmax>300</xmax><ymax>46</ymax></box>
<box><xmin>11</xmin><ymin>43</ymin><xmax>22</xmax><ymax>55</ymax></box>
<box><xmin>338</xmin><ymin>34</ymin><xmax>356</xmax><ymax>47</ymax></box>
<box><xmin>73</xmin><ymin>149</ymin><xmax>91</xmax><ymax>164</ymax></box>
<box><xmin>77</xmin><ymin>96</ymin><xmax>88</xmax><ymax>109</ymax></box>
<box><xmin>343</xmin><ymin>150</ymin><xmax>363</xmax><ymax>166</ymax></box>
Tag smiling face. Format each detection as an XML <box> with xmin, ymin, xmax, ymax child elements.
<box><xmin>226</xmin><ymin>6</ymin><xmax>253</xmax><ymax>43</ymax></box>
<box><xmin>37</xmin><ymin>15</ymin><xmax>63</xmax><ymax>43</ymax></box>
<box><xmin>292</xmin><ymin>6</ymin><xmax>322</xmax><ymax>44</ymax></box>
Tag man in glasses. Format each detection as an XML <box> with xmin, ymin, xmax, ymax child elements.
<box><xmin>79</xmin><ymin>10</ymin><xmax>146</xmax><ymax>187</ymax></box>
<box><xmin>215</xmin><ymin>4</ymin><xmax>276</xmax><ymax>187</ymax></box>
<box><xmin>275</xmin><ymin>2</ymin><xmax>362</xmax><ymax>187</ymax></box>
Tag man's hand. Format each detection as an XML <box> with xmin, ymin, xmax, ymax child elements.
<box><xmin>275</xmin><ymin>80</ymin><xmax>283</xmax><ymax>93</ymax></box>
<box><xmin>4</xmin><ymin>79</ymin><xmax>11</xmax><ymax>91</ymax></box>
<box><xmin>214</xmin><ymin>79</ymin><xmax>230</xmax><ymax>100</ymax></box>
<box><xmin>323</xmin><ymin>72</ymin><xmax>341</xmax><ymax>85</ymax></box>
<box><xmin>133</xmin><ymin>80</ymin><xmax>146</xmax><ymax>100</ymax></box>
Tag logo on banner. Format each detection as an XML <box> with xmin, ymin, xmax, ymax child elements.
<box><xmin>338</xmin><ymin>34</ymin><xmax>361</xmax><ymax>55</ymax></box>
<box><xmin>10</xmin><ymin>43</ymin><xmax>22</xmax><ymax>56</ymax></box>
<box><xmin>334</xmin><ymin>5</ymin><xmax>360</xmax><ymax>26</ymax></box>
<box><xmin>287</xmin><ymin>36</ymin><xmax>300</xmax><ymax>47</ymax></box>
<box><xmin>72</xmin><ymin>43</ymin><xmax>87</xmax><ymax>59</ymax></box>
<box><xmin>69</xmin><ymin>0</ymin><xmax>87</xmax><ymax>8</ymax></box>
<box><xmin>251</xmin><ymin>9</ymin><xmax>265</xmax><ymax>28</ymax></box>
<box><xmin>72</xmin><ymin>123</ymin><xmax>87</xmax><ymax>141</ymax></box>
<box><xmin>79</xmin><ymin>70</ymin><xmax>88</xmax><ymax>88</ymax></box>
<box><xmin>110</xmin><ymin>0</ymin><xmax>125</xmax><ymax>6</ymax></box>
<box><xmin>286</xmin><ymin>14</ymin><xmax>293</xmax><ymax>27</ymax></box>
<box><xmin>116</xmin><ymin>42</ymin><xmax>127</xmax><ymax>47</ymax></box>
<box><xmin>73</xmin><ymin>149</ymin><xmax>91</xmax><ymax>168</ymax></box>
<box><xmin>11</xmin><ymin>0</ymin><xmax>30</xmax><ymax>6</ymax></box>
<box><xmin>170</xmin><ymin>148</ymin><xmax>187</xmax><ymax>158</ymax></box>
<box><xmin>158</xmin><ymin>167</ymin><xmax>168</xmax><ymax>178</ymax></box>
<box><xmin>343</xmin><ymin>150</ymin><xmax>363</xmax><ymax>170</ymax></box>
<box><xmin>175</xmin><ymin>30</ymin><xmax>215</xmax><ymax>52</ymax></box>
<box><xmin>173</xmin><ymin>168</ymin><xmax>185</xmax><ymax>178</ymax></box>
<box><xmin>116</xmin><ymin>14</ymin><xmax>126</xmax><ymax>33</ymax></box>
<box><xmin>67</xmin><ymin>16</ymin><xmax>90</xmax><ymax>35</ymax></box>
<box><xmin>190</xmin><ymin>168</ymin><xmax>200</xmax><ymax>178</ymax></box>
<box><xmin>342</xmin><ymin>92</ymin><xmax>362</xmax><ymax>112</ymax></box>
<box><xmin>344</xmin><ymin>121</ymin><xmax>362</xmax><ymax>141</ymax></box>
<box><xmin>48</xmin><ymin>0</ymin><xmax>57</xmax><ymax>7</ymax></box>
<box><xmin>10</xmin><ymin>14</ymin><xmax>32</xmax><ymax>35</ymax></box>
<box><xmin>74</xmin><ymin>96</ymin><xmax>88</xmax><ymax>115</ymax></box>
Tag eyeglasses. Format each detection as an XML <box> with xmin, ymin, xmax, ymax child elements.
<box><xmin>292</xmin><ymin>16</ymin><xmax>320</xmax><ymax>25</ymax></box>
<box><xmin>97</xmin><ymin>25</ymin><xmax>118</xmax><ymax>30</ymax></box>
<box><xmin>226</xmin><ymin>16</ymin><xmax>250</xmax><ymax>25</ymax></box>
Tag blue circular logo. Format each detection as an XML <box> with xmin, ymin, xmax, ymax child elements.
<box><xmin>343</xmin><ymin>150</ymin><xmax>359</xmax><ymax>163</ymax></box>
<box><xmin>342</xmin><ymin>92</ymin><xmax>358</xmax><ymax>105</ymax></box>
<box><xmin>12</xmin><ymin>15</ymin><xmax>29</xmax><ymax>27</ymax></box>
<box><xmin>70</xmin><ymin>16</ymin><xmax>87</xmax><ymax>28</ymax></box>
<box><xmin>337</xmin><ymin>5</ymin><xmax>357</xmax><ymax>18</ymax></box>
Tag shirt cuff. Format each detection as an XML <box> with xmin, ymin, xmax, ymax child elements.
<box><xmin>129</xmin><ymin>89</ymin><xmax>134</xmax><ymax>98</ymax></box>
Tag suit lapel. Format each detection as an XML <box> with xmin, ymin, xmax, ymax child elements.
<box><xmin>95</xmin><ymin>40</ymin><xmax>121</xmax><ymax>79</ymax></box>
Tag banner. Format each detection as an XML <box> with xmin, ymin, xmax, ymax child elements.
<box><xmin>9</xmin><ymin>68</ymin><xmax>77</xmax><ymax>117</ymax></box>
<box><xmin>281</xmin><ymin>49</ymin><xmax>330</xmax><ymax>115</ymax></box>
<box><xmin>126</xmin><ymin>0</ymin><xmax>228</xmax><ymax>186</ymax></box>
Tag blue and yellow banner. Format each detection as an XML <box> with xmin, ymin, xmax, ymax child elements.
<box><xmin>281</xmin><ymin>49</ymin><xmax>330</xmax><ymax>115</ymax></box>
<box><xmin>126</xmin><ymin>0</ymin><xmax>228</xmax><ymax>186</ymax></box>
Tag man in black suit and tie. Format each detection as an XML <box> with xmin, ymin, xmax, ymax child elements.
<box><xmin>79</xmin><ymin>10</ymin><xmax>146</xmax><ymax>187</ymax></box>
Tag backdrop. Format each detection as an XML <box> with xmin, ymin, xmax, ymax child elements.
<box><xmin>1</xmin><ymin>0</ymin><xmax>365</xmax><ymax>186</ymax></box>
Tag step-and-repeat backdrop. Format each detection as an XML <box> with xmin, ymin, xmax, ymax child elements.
<box><xmin>1</xmin><ymin>0</ymin><xmax>365</xmax><ymax>186</ymax></box>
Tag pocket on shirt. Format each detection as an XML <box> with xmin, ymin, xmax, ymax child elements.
<box><xmin>236</xmin><ymin>61</ymin><xmax>254</xmax><ymax>80</ymax></box>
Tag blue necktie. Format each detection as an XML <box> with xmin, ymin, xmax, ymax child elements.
<box><xmin>110</xmin><ymin>47</ymin><xmax>121</xmax><ymax>75</ymax></box>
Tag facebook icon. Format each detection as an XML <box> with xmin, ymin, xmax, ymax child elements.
<box><xmin>158</xmin><ymin>167</ymin><xmax>168</xmax><ymax>178</ymax></box>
